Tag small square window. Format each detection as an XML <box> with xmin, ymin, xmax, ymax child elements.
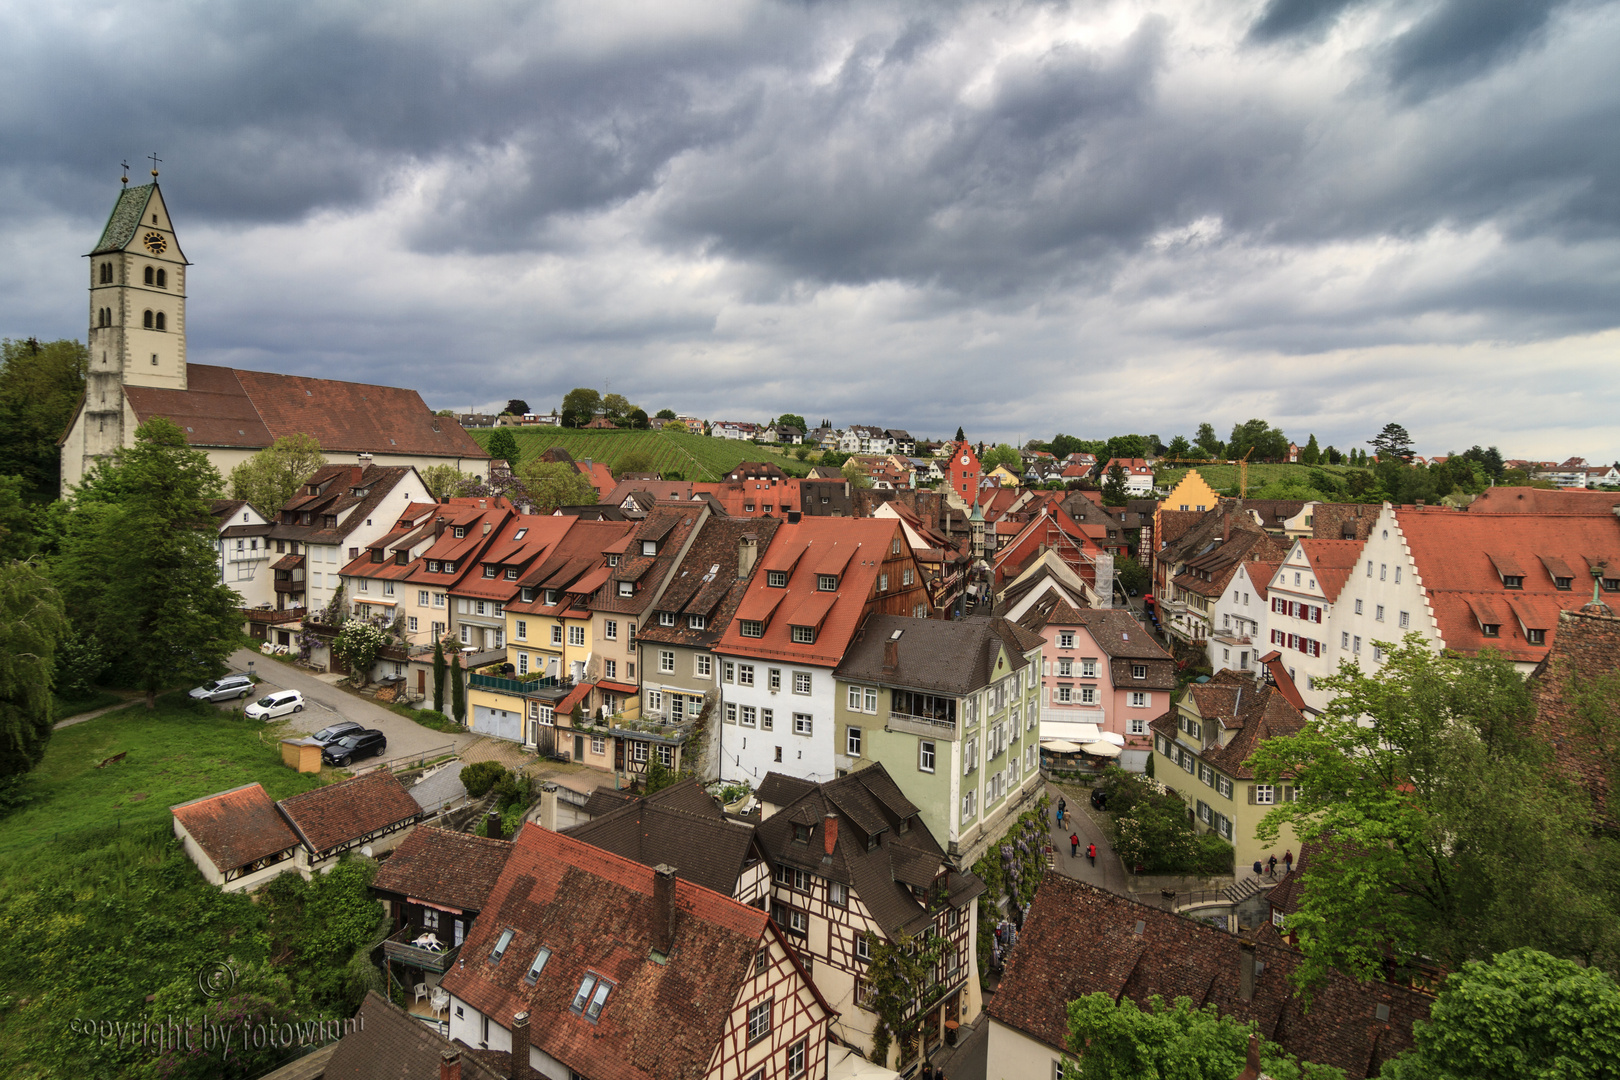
<box><xmin>846</xmin><ymin>726</ymin><xmax>862</xmax><ymax>756</ymax></box>
<box><xmin>767</xmin><ymin>570</ymin><xmax>787</xmax><ymax>588</ymax></box>
<box><xmin>618</xmin><ymin>581</ymin><xmax>634</xmax><ymax>598</ymax></box>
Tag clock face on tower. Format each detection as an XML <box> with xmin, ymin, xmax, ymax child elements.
<box><xmin>143</xmin><ymin>231</ymin><xmax>167</xmax><ymax>254</ymax></box>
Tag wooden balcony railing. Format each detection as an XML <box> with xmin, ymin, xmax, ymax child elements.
<box><xmin>382</xmin><ymin>924</ymin><xmax>461</xmax><ymax>973</ymax></box>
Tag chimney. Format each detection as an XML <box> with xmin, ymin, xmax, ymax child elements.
<box><xmin>508</xmin><ymin>1013</ymin><xmax>529</xmax><ymax>1080</ymax></box>
<box><xmin>358</xmin><ymin>452</ymin><xmax>374</xmax><ymax>469</ymax></box>
<box><xmin>739</xmin><ymin>534</ymin><xmax>759</xmax><ymax>578</ymax></box>
<box><xmin>823</xmin><ymin>814</ymin><xmax>838</xmax><ymax>862</ymax></box>
<box><xmin>1238</xmin><ymin>942</ymin><xmax>1257</xmax><ymax>1001</ymax></box>
<box><xmin>652</xmin><ymin>864</ymin><xmax>678</xmax><ymax>955</ymax></box>
<box><xmin>882</xmin><ymin>632</ymin><xmax>901</xmax><ymax>675</ymax></box>
<box><xmin>440</xmin><ymin>1051</ymin><xmax>462</xmax><ymax>1080</ymax></box>
<box><xmin>1235</xmin><ymin>1032</ymin><xmax>1263</xmax><ymax>1080</ymax></box>
<box><xmin>539</xmin><ymin>782</ymin><xmax>559</xmax><ymax>832</ymax></box>
<box><xmin>485</xmin><ymin>809</ymin><xmax>503</xmax><ymax>841</ymax></box>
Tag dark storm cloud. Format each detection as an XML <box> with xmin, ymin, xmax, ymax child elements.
<box><xmin>1248</xmin><ymin>0</ymin><xmax>1363</xmax><ymax>42</ymax></box>
<box><xmin>1385</xmin><ymin>0</ymin><xmax>1577</xmax><ymax>95</ymax></box>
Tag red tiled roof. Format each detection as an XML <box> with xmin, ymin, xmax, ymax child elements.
<box><xmin>277</xmin><ymin>771</ymin><xmax>422</xmax><ymax>855</ymax></box>
<box><xmin>1397</xmin><ymin>508</ymin><xmax>1620</xmax><ymax>662</ymax></box>
<box><xmin>988</xmin><ymin>876</ymin><xmax>1430</xmax><ymax>1078</ymax></box>
<box><xmin>1469</xmin><ymin>487</ymin><xmax>1620</xmax><ymax>513</ymax></box>
<box><xmin>370</xmin><ymin>825</ymin><xmax>513</xmax><ymax>912</ymax></box>
<box><xmin>1296</xmin><ymin>539</ymin><xmax>1363</xmax><ymax>602</ymax></box>
<box><xmin>438</xmin><ymin>825</ymin><xmax>831</xmax><ymax>1080</ymax></box>
<box><xmin>124</xmin><ymin>363</ymin><xmax>487</xmax><ymax>458</ymax></box>
<box><xmin>171</xmin><ymin>782</ymin><xmax>299</xmax><ymax>871</ymax></box>
<box><xmin>507</xmin><ymin>520</ymin><xmax>638</xmax><ymax>613</ymax></box>
<box><xmin>716</xmin><ymin>517</ymin><xmax>899</xmax><ymax>667</ymax></box>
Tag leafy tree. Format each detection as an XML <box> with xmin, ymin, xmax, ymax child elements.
<box><xmin>420</xmin><ymin>463</ymin><xmax>469</xmax><ymax>500</ymax></box>
<box><xmin>1369</xmin><ymin>422</ymin><xmax>1415</xmax><ymax>462</ymax></box>
<box><xmin>1104</xmin><ymin>434</ymin><xmax>1151</xmax><ymax>462</ymax></box>
<box><xmin>450</xmin><ymin>652</ymin><xmax>466</xmax><ymax>723</ymax></box>
<box><xmin>1382</xmin><ymin>949</ymin><xmax>1620</xmax><ymax>1080</ymax></box>
<box><xmin>432</xmin><ymin>636</ymin><xmax>446</xmax><ymax>713</ymax></box>
<box><xmin>1324</xmin><ymin>445</ymin><xmax>1342</xmax><ymax>465</ymax></box>
<box><xmin>57</xmin><ymin>419</ymin><xmax>241</xmax><ymax>709</ymax></box>
<box><xmin>1227</xmin><ymin>418</ymin><xmax>1288</xmax><ymax>462</ymax></box>
<box><xmin>1102</xmin><ymin>464</ymin><xmax>1129</xmax><ymax>506</ymax></box>
<box><xmin>1065</xmin><ymin>994</ymin><xmax>1346</xmax><ymax>1080</ymax></box>
<box><xmin>0</xmin><ymin>337</ymin><xmax>89</xmax><ymax>504</ymax></box>
<box><xmin>436</xmin><ymin>408</ymin><xmax>455</xmax><ymax>416</ymax></box>
<box><xmin>1250</xmin><ymin>635</ymin><xmax>1620</xmax><ymax>989</ymax></box>
<box><xmin>1194</xmin><ymin>422</ymin><xmax>1224</xmax><ymax>460</ymax></box>
<box><xmin>1301</xmin><ymin>434</ymin><xmax>1320</xmax><ymax>464</ymax></box>
<box><xmin>228</xmin><ymin>432</ymin><xmax>328</xmax><ymax>516</ymax></box>
<box><xmin>602</xmin><ymin>393</ymin><xmax>632</xmax><ymax>420</ymax></box>
<box><xmin>560</xmin><ymin>388</ymin><xmax>602</xmax><ymax>428</ymax></box>
<box><xmin>0</xmin><ymin>560</ymin><xmax>67</xmax><ymax>777</ymax></box>
<box><xmin>774</xmin><ymin>413</ymin><xmax>808</xmax><ymax>435</ymax></box>
<box><xmin>980</xmin><ymin>443</ymin><xmax>1022</xmax><ymax>473</ymax></box>
<box><xmin>955</xmin><ymin>426</ymin><xmax>966</xmax><ymax>442</ymax></box>
<box><xmin>795</xmin><ymin>447</ymin><xmax>810</xmax><ymax>461</ymax></box>
<box><xmin>1459</xmin><ymin>444</ymin><xmax>1505</xmax><ymax>482</ymax></box>
<box><xmin>517</xmin><ymin>459</ymin><xmax>599</xmax><ymax>510</ymax></box>
<box><xmin>1165</xmin><ymin>435</ymin><xmax>1191</xmax><ymax>458</ymax></box>
<box><xmin>51</xmin><ymin>626</ymin><xmax>108</xmax><ymax>701</ymax></box>
<box><xmin>614</xmin><ymin>448</ymin><xmax>659</xmax><ymax>477</ymax></box>
<box><xmin>644</xmin><ymin>756</ymin><xmax>675</xmax><ymax>794</ymax></box>
<box><xmin>331</xmin><ymin>620</ymin><xmax>392</xmax><ymax>687</ymax></box>
<box><xmin>1115</xmin><ymin>555</ymin><xmax>1149</xmax><ymax>595</ymax></box>
<box><xmin>661</xmin><ymin>419</ymin><xmax>687</xmax><ymax>432</ymax></box>
<box><xmin>655</xmin><ymin>408</ymin><xmax>677</xmax><ymax>420</ymax></box>
<box><xmin>504</xmin><ymin>398</ymin><xmax>530</xmax><ymax>416</ymax></box>
<box><xmin>486</xmin><ymin>427</ymin><xmax>521</xmax><ymax>466</ymax></box>
<box><xmin>0</xmin><ymin>475</ymin><xmax>34</xmax><ymax>561</ymax></box>
<box><xmin>863</xmin><ymin>929</ymin><xmax>945</xmax><ymax>1066</ymax></box>
<box><xmin>841</xmin><ymin>457</ymin><xmax>873</xmax><ymax>489</ymax></box>
<box><xmin>627</xmin><ymin>407</ymin><xmax>649</xmax><ymax>429</ymax></box>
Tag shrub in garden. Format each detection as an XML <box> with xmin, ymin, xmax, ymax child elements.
<box><xmin>460</xmin><ymin>760</ymin><xmax>507</xmax><ymax>798</ymax></box>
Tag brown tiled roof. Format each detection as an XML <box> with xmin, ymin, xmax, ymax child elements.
<box><xmin>371</xmin><ymin>826</ymin><xmax>512</xmax><ymax>912</ymax></box>
<box><xmin>1527</xmin><ymin>604</ymin><xmax>1620</xmax><ymax>827</ymax></box>
<box><xmin>590</xmin><ymin>504</ymin><xmax>705</xmax><ymax>617</ymax></box>
<box><xmin>987</xmin><ymin>876</ymin><xmax>1430</xmax><ymax>1078</ymax></box>
<box><xmin>1152</xmin><ymin>675</ymin><xmax>1306</xmax><ymax>781</ymax></box>
<box><xmin>1310</xmin><ymin>503</ymin><xmax>1379</xmax><ymax>542</ymax></box>
<box><xmin>835</xmin><ymin>613</ymin><xmax>1042</xmax><ymax>694</ymax></box>
<box><xmin>277</xmin><ymin>770</ymin><xmax>422</xmax><ymax>855</ymax></box>
<box><xmin>124</xmin><ymin>363</ymin><xmax>487</xmax><ymax>458</ymax></box>
<box><xmin>637</xmin><ymin>517</ymin><xmax>783</xmax><ymax>648</ymax></box>
<box><xmin>755</xmin><ymin>763</ymin><xmax>983</xmax><ymax>939</ymax></box>
<box><xmin>438</xmin><ymin>825</ymin><xmax>831</xmax><ymax>1080</ymax></box>
<box><xmin>1468</xmin><ymin>486</ymin><xmax>1620</xmax><ymax>514</ymax></box>
<box><xmin>564</xmin><ymin>780</ymin><xmax>762</xmax><ymax>897</ymax></box>
<box><xmin>170</xmin><ymin>782</ymin><xmax>299</xmax><ymax>871</ymax></box>
<box><xmin>324</xmin><ymin>991</ymin><xmax>515</xmax><ymax>1080</ymax></box>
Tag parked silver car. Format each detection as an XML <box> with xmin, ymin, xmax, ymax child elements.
<box><xmin>188</xmin><ymin>674</ymin><xmax>255</xmax><ymax>702</ymax></box>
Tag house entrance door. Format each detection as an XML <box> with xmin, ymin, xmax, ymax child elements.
<box><xmin>573</xmin><ymin>734</ymin><xmax>585</xmax><ymax>761</ymax></box>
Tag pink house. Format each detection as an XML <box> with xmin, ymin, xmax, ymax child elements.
<box><xmin>1017</xmin><ymin>599</ymin><xmax>1176</xmax><ymax>772</ymax></box>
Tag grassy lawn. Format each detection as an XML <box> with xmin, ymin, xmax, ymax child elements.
<box><xmin>0</xmin><ymin>694</ymin><xmax>375</xmax><ymax>1079</ymax></box>
<box><xmin>51</xmin><ymin>688</ymin><xmax>126</xmax><ymax>721</ymax></box>
<box><xmin>469</xmin><ymin>426</ymin><xmax>812</xmax><ymax>481</ymax></box>
<box><xmin>1156</xmin><ymin>461</ymin><xmax>1370</xmax><ymax>494</ymax></box>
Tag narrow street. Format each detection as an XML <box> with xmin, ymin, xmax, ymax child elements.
<box><xmin>1039</xmin><ymin>780</ymin><xmax>1131</xmax><ymax>896</ymax></box>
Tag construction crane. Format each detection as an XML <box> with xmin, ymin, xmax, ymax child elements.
<box><xmin>1238</xmin><ymin>447</ymin><xmax>1254</xmax><ymax>500</ymax></box>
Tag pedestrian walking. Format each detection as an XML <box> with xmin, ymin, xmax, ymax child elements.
<box><xmin>1267</xmin><ymin>854</ymin><xmax>1278</xmax><ymax>877</ymax></box>
<box><xmin>1253</xmin><ymin>860</ymin><xmax>1264</xmax><ymax>877</ymax></box>
<box><xmin>1087</xmin><ymin>842</ymin><xmax>1096</xmax><ymax>867</ymax></box>
<box><xmin>1058</xmin><ymin>796</ymin><xmax>1067</xmax><ymax>818</ymax></box>
<box><xmin>1283</xmin><ymin>849</ymin><xmax>1294</xmax><ymax>873</ymax></box>
<box><xmin>1056</xmin><ymin>806</ymin><xmax>1064</xmax><ymax>828</ymax></box>
<box><xmin>1070</xmin><ymin>832</ymin><xmax>1080</xmax><ymax>857</ymax></box>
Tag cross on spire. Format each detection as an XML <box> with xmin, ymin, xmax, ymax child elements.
<box><xmin>148</xmin><ymin>152</ymin><xmax>161</xmax><ymax>178</ymax></box>
<box><xmin>120</xmin><ymin>160</ymin><xmax>129</xmax><ymax>185</ymax></box>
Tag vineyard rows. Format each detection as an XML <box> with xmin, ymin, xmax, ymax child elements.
<box><xmin>467</xmin><ymin>427</ymin><xmax>811</xmax><ymax>482</ymax></box>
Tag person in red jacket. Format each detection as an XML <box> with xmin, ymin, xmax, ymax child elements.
<box><xmin>1070</xmin><ymin>832</ymin><xmax>1080</xmax><ymax>857</ymax></box>
<box><xmin>1087</xmin><ymin>842</ymin><xmax>1097</xmax><ymax>866</ymax></box>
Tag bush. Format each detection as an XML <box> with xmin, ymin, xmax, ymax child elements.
<box><xmin>493</xmin><ymin>771</ymin><xmax>530</xmax><ymax>811</ymax></box>
<box><xmin>460</xmin><ymin>760</ymin><xmax>507</xmax><ymax>798</ymax></box>
<box><xmin>1191</xmin><ymin>832</ymin><xmax>1236</xmax><ymax>875</ymax></box>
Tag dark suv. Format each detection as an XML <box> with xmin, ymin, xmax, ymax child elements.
<box><xmin>311</xmin><ymin>720</ymin><xmax>364</xmax><ymax>746</ymax></box>
<box><xmin>322</xmin><ymin>729</ymin><xmax>388</xmax><ymax>767</ymax></box>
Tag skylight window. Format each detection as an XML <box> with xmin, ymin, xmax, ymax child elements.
<box><xmin>572</xmin><ymin>973</ymin><xmax>596</xmax><ymax>1011</ymax></box>
<box><xmin>514</xmin><ymin>529</ymin><xmax>527</xmax><ymax>540</ymax></box>
<box><xmin>490</xmin><ymin>928</ymin><xmax>515</xmax><ymax>964</ymax></box>
<box><xmin>524</xmin><ymin>945</ymin><xmax>551</xmax><ymax>984</ymax></box>
<box><xmin>571</xmin><ymin>972</ymin><xmax>615</xmax><ymax>1019</ymax></box>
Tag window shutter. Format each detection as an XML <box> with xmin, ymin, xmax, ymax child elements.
<box><xmin>1043</xmin><ymin>661</ymin><xmax>1050</xmax><ymax>676</ymax></box>
<box><xmin>1282</xmin><ymin>785</ymin><xmax>1294</xmax><ymax>801</ymax></box>
<box><xmin>1247</xmin><ymin>785</ymin><xmax>1256</xmax><ymax>804</ymax></box>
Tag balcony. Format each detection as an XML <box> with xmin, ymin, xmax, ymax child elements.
<box><xmin>382</xmin><ymin>924</ymin><xmax>461</xmax><ymax>974</ymax></box>
<box><xmin>469</xmin><ymin>673</ymin><xmax>571</xmax><ymax>694</ymax></box>
<box><xmin>273</xmin><ymin>579</ymin><xmax>305</xmax><ymax>594</ymax></box>
<box><xmin>886</xmin><ymin>710</ymin><xmax>959</xmax><ymax>741</ymax></box>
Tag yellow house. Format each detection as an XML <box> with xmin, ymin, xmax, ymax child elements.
<box><xmin>1147</xmin><ymin>670</ymin><xmax>1302</xmax><ymax>871</ymax></box>
<box><xmin>1163</xmin><ymin>469</ymin><xmax>1220</xmax><ymax>514</ymax></box>
<box><xmin>987</xmin><ymin>464</ymin><xmax>1022</xmax><ymax>487</ymax></box>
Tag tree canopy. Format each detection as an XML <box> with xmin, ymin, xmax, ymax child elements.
<box><xmin>560</xmin><ymin>388</ymin><xmax>602</xmax><ymax>427</ymax></box>
<box><xmin>773</xmin><ymin>413</ymin><xmax>807</xmax><ymax>434</ymax></box>
<box><xmin>626</xmin><ymin>407</ymin><xmax>649</xmax><ymax>429</ymax></box>
<box><xmin>655</xmin><ymin>408</ymin><xmax>677</xmax><ymax>420</ymax></box>
<box><xmin>0</xmin><ymin>560</ymin><xmax>67</xmax><ymax>777</ymax></box>
<box><xmin>1249</xmin><ymin>635</ymin><xmax>1620</xmax><ymax>989</ymax></box>
<box><xmin>419</xmin><ymin>464</ymin><xmax>469</xmax><ymax>499</ymax></box>
<box><xmin>57</xmin><ymin>419</ymin><xmax>243</xmax><ymax>708</ymax></box>
<box><xmin>1370</xmin><ymin>422</ymin><xmax>1415</xmax><ymax>462</ymax></box>
<box><xmin>517</xmin><ymin>460</ymin><xmax>599</xmax><ymax>509</ymax></box>
<box><xmin>1194</xmin><ymin>422</ymin><xmax>1224</xmax><ymax>459</ymax></box>
<box><xmin>1226</xmin><ymin>418</ymin><xmax>1288</xmax><ymax>462</ymax></box>
<box><xmin>840</xmin><ymin>457</ymin><xmax>873</xmax><ymax>489</ymax></box>
<box><xmin>1065</xmin><ymin>993</ymin><xmax>1345</xmax><ymax>1080</ymax></box>
<box><xmin>0</xmin><ymin>337</ymin><xmax>89</xmax><ymax>504</ymax></box>
<box><xmin>601</xmin><ymin>393</ymin><xmax>633</xmax><ymax>420</ymax></box>
<box><xmin>1102</xmin><ymin>463</ymin><xmax>1129</xmax><ymax>506</ymax></box>
<box><xmin>503</xmin><ymin>398</ymin><xmax>530</xmax><ymax>416</ymax></box>
<box><xmin>980</xmin><ymin>443</ymin><xmax>1023</xmax><ymax>472</ymax></box>
<box><xmin>1164</xmin><ymin>435</ymin><xmax>1191</xmax><ymax>458</ymax></box>
<box><xmin>1382</xmin><ymin>949</ymin><xmax>1620</xmax><ymax>1080</ymax></box>
<box><xmin>228</xmin><ymin>432</ymin><xmax>327</xmax><ymax>516</ymax></box>
<box><xmin>486</xmin><ymin>427</ymin><xmax>521</xmax><ymax>465</ymax></box>
<box><xmin>1301</xmin><ymin>434</ymin><xmax>1320</xmax><ymax>464</ymax></box>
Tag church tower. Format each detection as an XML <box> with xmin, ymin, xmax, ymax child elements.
<box><xmin>80</xmin><ymin>167</ymin><xmax>189</xmax><ymax>478</ymax></box>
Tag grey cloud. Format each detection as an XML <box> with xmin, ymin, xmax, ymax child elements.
<box><xmin>1247</xmin><ymin>0</ymin><xmax>1365</xmax><ymax>42</ymax></box>
<box><xmin>1386</xmin><ymin>0</ymin><xmax>1576</xmax><ymax>96</ymax></box>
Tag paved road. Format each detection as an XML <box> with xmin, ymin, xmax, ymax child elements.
<box><xmin>1042</xmin><ymin>781</ymin><xmax>1131</xmax><ymax>896</ymax></box>
<box><xmin>229</xmin><ymin>648</ymin><xmax>479</xmax><ymax>761</ymax></box>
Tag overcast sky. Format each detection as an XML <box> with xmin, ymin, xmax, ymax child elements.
<box><xmin>3</xmin><ymin>0</ymin><xmax>1618</xmax><ymax>461</ymax></box>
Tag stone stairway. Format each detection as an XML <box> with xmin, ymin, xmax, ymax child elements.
<box><xmin>1224</xmin><ymin>874</ymin><xmax>1274</xmax><ymax>905</ymax></box>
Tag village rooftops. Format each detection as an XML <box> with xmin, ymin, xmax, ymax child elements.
<box><xmin>505</xmin><ymin>519</ymin><xmax>638</xmax><ymax>617</ymax></box>
<box><xmin>1151</xmin><ymin>670</ymin><xmax>1306</xmax><ymax>781</ymax></box>
<box><xmin>637</xmin><ymin>516</ymin><xmax>782</xmax><ymax>649</ymax></box>
<box><xmin>834</xmin><ymin>614</ymin><xmax>1041</xmax><ymax>697</ymax></box>
<box><xmin>170</xmin><ymin>782</ymin><xmax>300</xmax><ymax>873</ymax></box>
<box><xmin>276</xmin><ymin>770</ymin><xmax>422</xmax><ymax>857</ymax></box>
<box><xmin>563</xmin><ymin>779</ymin><xmax>765</xmax><ymax>897</ymax></box>
<box><xmin>988</xmin><ymin>875</ymin><xmax>1430</xmax><ymax>1079</ymax></box>
<box><xmin>370</xmin><ymin>825</ymin><xmax>514</xmax><ymax>914</ymax></box>
<box><xmin>589</xmin><ymin>503</ymin><xmax>705</xmax><ymax>617</ymax></box>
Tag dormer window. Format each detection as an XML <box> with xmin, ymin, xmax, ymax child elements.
<box><xmin>1502</xmin><ymin>575</ymin><xmax>1523</xmax><ymax>589</ymax></box>
<box><xmin>740</xmin><ymin>620</ymin><xmax>764</xmax><ymax>638</ymax></box>
<box><xmin>371</xmin><ymin>550</ymin><xmax>384</xmax><ymax>563</ymax></box>
<box><xmin>483</xmin><ymin>565</ymin><xmax>498</xmax><ymax>578</ymax></box>
<box><xmin>395</xmin><ymin>551</ymin><xmax>408</xmax><ymax>565</ymax></box>
<box><xmin>607</xmin><ymin>555</ymin><xmax>619</xmax><ymax>567</ymax></box>
<box><xmin>1481</xmin><ymin>623</ymin><xmax>1501</xmax><ymax>637</ymax></box>
<box><xmin>454</xmin><ymin>526</ymin><xmax>466</xmax><ymax>539</ymax></box>
<box><xmin>1527</xmin><ymin>628</ymin><xmax>1546</xmax><ymax>645</ymax></box>
<box><xmin>642</xmin><ymin>540</ymin><xmax>657</xmax><ymax>556</ymax></box>
<box><xmin>506</xmin><ymin>568</ymin><xmax>518</xmax><ymax>580</ymax></box>
<box><xmin>791</xmin><ymin>626</ymin><xmax>816</xmax><ymax>644</ymax></box>
<box><xmin>521</xmin><ymin>588</ymin><xmax>534</xmax><ymax>603</ymax></box>
<box><xmin>444</xmin><ymin>561</ymin><xmax>457</xmax><ymax>573</ymax></box>
<box><xmin>618</xmin><ymin>581</ymin><xmax>635</xmax><ymax>598</ymax></box>
<box><xmin>767</xmin><ymin>571</ymin><xmax>787</xmax><ymax>588</ymax></box>
<box><xmin>659</xmin><ymin>611</ymin><xmax>676</xmax><ymax>627</ymax></box>
<box><xmin>1553</xmin><ymin>576</ymin><xmax>1572</xmax><ymax>591</ymax></box>
<box><xmin>544</xmin><ymin>589</ymin><xmax>559</xmax><ymax>606</ymax></box>
<box><xmin>427</xmin><ymin>560</ymin><xmax>441</xmax><ymax>573</ymax></box>
<box><xmin>689</xmin><ymin>614</ymin><xmax>706</xmax><ymax>630</ymax></box>
<box><xmin>793</xmin><ymin>823</ymin><xmax>810</xmax><ymax>843</ymax></box>
<box><xmin>817</xmin><ymin>575</ymin><xmax>838</xmax><ymax>591</ymax></box>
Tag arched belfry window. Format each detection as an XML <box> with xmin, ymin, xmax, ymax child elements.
<box><xmin>99</xmin><ymin>262</ymin><xmax>113</xmax><ymax>284</ymax></box>
<box><xmin>156</xmin><ymin>268</ymin><xmax>166</xmax><ymax>288</ymax></box>
<box><xmin>144</xmin><ymin>266</ymin><xmax>154</xmax><ymax>285</ymax></box>
<box><xmin>143</xmin><ymin>310</ymin><xmax>153</xmax><ymax>329</ymax></box>
<box><xmin>154</xmin><ymin>311</ymin><xmax>166</xmax><ymax>331</ymax></box>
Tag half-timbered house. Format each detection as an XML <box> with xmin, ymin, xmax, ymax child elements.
<box><xmin>438</xmin><ymin>824</ymin><xmax>834</xmax><ymax>1080</ymax></box>
<box><xmin>754</xmin><ymin>764</ymin><xmax>986</xmax><ymax>1072</ymax></box>
<box><xmin>277</xmin><ymin>769</ymin><xmax>423</xmax><ymax>875</ymax></box>
<box><xmin>170</xmin><ymin>782</ymin><xmax>301</xmax><ymax>892</ymax></box>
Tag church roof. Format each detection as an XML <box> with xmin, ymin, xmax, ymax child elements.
<box><xmin>122</xmin><ymin>364</ymin><xmax>489</xmax><ymax>460</ymax></box>
<box><xmin>91</xmin><ymin>183</ymin><xmax>155</xmax><ymax>255</ymax></box>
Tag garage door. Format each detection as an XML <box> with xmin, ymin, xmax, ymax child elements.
<box><xmin>472</xmin><ymin>704</ymin><xmax>523</xmax><ymax>743</ymax></box>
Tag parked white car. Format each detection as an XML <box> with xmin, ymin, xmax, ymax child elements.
<box><xmin>245</xmin><ymin>689</ymin><xmax>305</xmax><ymax>720</ymax></box>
